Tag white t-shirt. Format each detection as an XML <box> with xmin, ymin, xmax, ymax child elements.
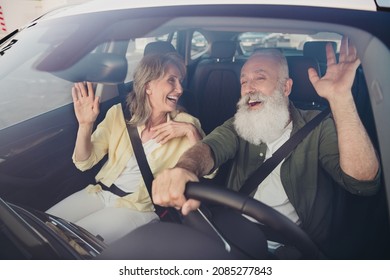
<box><xmin>252</xmin><ymin>121</ymin><xmax>300</xmax><ymax>225</ymax></box>
<box><xmin>114</xmin><ymin>139</ymin><xmax>161</xmax><ymax>193</ymax></box>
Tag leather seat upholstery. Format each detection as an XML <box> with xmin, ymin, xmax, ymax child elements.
<box><xmin>286</xmin><ymin>56</ymin><xmax>327</xmax><ymax>110</ymax></box>
<box><xmin>303</xmin><ymin>41</ymin><xmax>337</xmax><ymax>76</ymax></box>
<box><xmin>189</xmin><ymin>41</ymin><xmax>244</xmax><ymax>134</ymax></box>
<box><xmin>143</xmin><ymin>41</ymin><xmax>177</xmax><ymax>56</ymax></box>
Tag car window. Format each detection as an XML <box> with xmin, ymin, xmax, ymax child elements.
<box><xmin>238</xmin><ymin>32</ymin><xmax>269</xmax><ymax>54</ymax></box>
<box><xmin>0</xmin><ymin>28</ymin><xmax>179</xmax><ymax>130</ymax></box>
<box><xmin>238</xmin><ymin>31</ymin><xmax>342</xmax><ymax>56</ymax></box>
<box><xmin>125</xmin><ymin>33</ymin><xmax>178</xmax><ymax>82</ymax></box>
<box><xmin>190</xmin><ymin>31</ymin><xmax>208</xmax><ymax>59</ymax></box>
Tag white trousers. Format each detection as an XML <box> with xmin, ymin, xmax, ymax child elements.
<box><xmin>46</xmin><ymin>188</ymin><xmax>159</xmax><ymax>245</ymax></box>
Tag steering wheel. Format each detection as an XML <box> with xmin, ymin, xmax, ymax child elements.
<box><xmin>184</xmin><ymin>182</ymin><xmax>320</xmax><ymax>259</ymax></box>
<box><xmin>96</xmin><ymin>181</ymin><xmax>320</xmax><ymax>259</ymax></box>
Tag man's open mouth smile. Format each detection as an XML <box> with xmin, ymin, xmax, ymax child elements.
<box><xmin>247</xmin><ymin>97</ymin><xmax>264</xmax><ymax>108</ymax></box>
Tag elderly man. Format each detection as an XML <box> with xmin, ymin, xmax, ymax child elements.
<box><xmin>152</xmin><ymin>37</ymin><xmax>380</xmax><ymax>248</ymax></box>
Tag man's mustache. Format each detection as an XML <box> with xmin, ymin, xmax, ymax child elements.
<box><xmin>238</xmin><ymin>92</ymin><xmax>268</xmax><ymax>107</ymax></box>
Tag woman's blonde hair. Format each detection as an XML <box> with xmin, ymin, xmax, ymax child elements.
<box><xmin>126</xmin><ymin>52</ymin><xmax>186</xmax><ymax>126</ymax></box>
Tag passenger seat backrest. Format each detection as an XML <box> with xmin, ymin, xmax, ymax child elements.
<box><xmin>142</xmin><ymin>40</ymin><xmax>198</xmax><ymax>113</ymax></box>
<box><xmin>287</xmin><ymin>56</ymin><xmax>328</xmax><ymax>110</ymax></box>
<box><xmin>143</xmin><ymin>41</ymin><xmax>177</xmax><ymax>56</ymax></box>
<box><xmin>189</xmin><ymin>41</ymin><xmax>243</xmax><ymax>134</ymax></box>
<box><xmin>119</xmin><ymin>41</ymin><xmax>181</xmax><ymax>119</ymax></box>
<box><xmin>303</xmin><ymin>41</ymin><xmax>337</xmax><ymax>76</ymax></box>
<box><xmin>209</xmin><ymin>41</ymin><xmax>238</xmax><ymax>62</ymax></box>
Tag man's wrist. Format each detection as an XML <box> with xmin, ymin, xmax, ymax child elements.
<box><xmin>175</xmin><ymin>160</ymin><xmax>200</xmax><ymax>177</ymax></box>
<box><xmin>175</xmin><ymin>143</ymin><xmax>214</xmax><ymax>178</ymax></box>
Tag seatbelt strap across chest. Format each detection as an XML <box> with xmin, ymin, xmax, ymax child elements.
<box><xmin>126</xmin><ymin>123</ymin><xmax>181</xmax><ymax>222</ymax></box>
<box><xmin>239</xmin><ymin>107</ymin><xmax>331</xmax><ymax>196</ymax></box>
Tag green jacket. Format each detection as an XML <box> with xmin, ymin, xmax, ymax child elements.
<box><xmin>203</xmin><ymin>102</ymin><xmax>380</xmax><ymax>243</ymax></box>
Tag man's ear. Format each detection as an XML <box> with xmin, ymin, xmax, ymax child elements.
<box><xmin>284</xmin><ymin>78</ymin><xmax>293</xmax><ymax>97</ymax></box>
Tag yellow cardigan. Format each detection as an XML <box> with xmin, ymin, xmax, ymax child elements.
<box><xmin>73</xmin><ymin>104</ymin><xmax>205</xmax><ymax>212</ymax></box>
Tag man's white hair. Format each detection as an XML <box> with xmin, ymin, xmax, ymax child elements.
<box><xmin>249</xmin><ymin>48</ymin><xmax>290</xmax><ymax>80</ymax></box>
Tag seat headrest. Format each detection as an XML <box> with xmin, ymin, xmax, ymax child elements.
<box><xmin>144</xmin><ymin>41</ymin><xmax>176</xmax><ymax>56</ymax></box>
<box><xmin>210</xmin><ymin>41</ymin><xmax>237</xmax><ymax>59</ymax></box>
<box><xmin>303</xmin><ymin>41</ymin><xmax>337</xmax><ymax>63</ymax></box>
<box><xmin>287</xmin><ymin>56</ymin><xmax>327</xmax><ymax>109</ymax></box>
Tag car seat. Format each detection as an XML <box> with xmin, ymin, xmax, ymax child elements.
<box><xmin>143</xmin><ymin>41</ymin><xmax>177</xmax><ymax>56</ymax></box>
<box><xmin>303</xmin><ymin>41</ymin><xmax>337</xmax><ymax>77</ymax></box>
<box><xmin>286</xmin><ymin>55</ymin><xmax>327</xmax><ymax>110</ymax></box>
<box><xmin>188</xmin><ymin>40</ymin><xmax>244</xmax><ymax>134</ymax></box>
<box><xmin>118</xmin><ymin>41</ymin><xmax>181</xmax><ymax>118</ymax></box>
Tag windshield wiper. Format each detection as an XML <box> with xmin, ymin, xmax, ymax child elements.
<box><xmin>0</xmin><ymin>29</ymin><xmax>19</xmax><ymax>45</ymax></box>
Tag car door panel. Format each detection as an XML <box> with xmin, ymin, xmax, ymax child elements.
<box><xmin>0</xmin><ymin>100</ymin><xmax>115</xmax><ymax>211</ymax></box>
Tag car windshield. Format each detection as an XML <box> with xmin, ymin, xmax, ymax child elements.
<box><xmin>0</xmin><ymin>14</ymin><xmax>167</xmax><ymax>129</ymax></box>
<box><xmin>0</xmin><ymin>25</ymin><xmax>74</xmax><ymax>129</ymax></box>
<box><xmin>0</xmin><ymin>1</ymin><xmax>389</xmax><ymax>267</ymax></box>
<box><xmin>0</xmin><ymin>13</ymin><xmax>344</xmax><ymax>130</ymax></box>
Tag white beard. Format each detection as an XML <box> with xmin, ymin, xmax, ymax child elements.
<box><xmin>234</xmin><ymin>88</ymin><xmax>290</xmax><ymax>145</ymax></box>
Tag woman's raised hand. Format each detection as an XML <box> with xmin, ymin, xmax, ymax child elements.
<box><xmin>71</xmin><ymin>82</ymin><xmax>100</xmax><ymax>125</ymax></box>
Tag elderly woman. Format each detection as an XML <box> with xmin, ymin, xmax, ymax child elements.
<box><xmin>46</xmin><ymin>52</ymin><xmax>204</xmax><ymax>244</ymax></box>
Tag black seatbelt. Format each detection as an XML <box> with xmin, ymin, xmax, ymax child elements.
<box><xmin>127</xmin><ymin>123</ymin><xmax>182</xmax><ymax>223</ymax></box>
<box><xmin>240</xmin><ymin>107</ymin><xmax>331</xmax><ymax>196</ymax></box>
<box><xmin>127</xmin><ymin>125</ymin><xmax>154</xmax><ymax>191</ymax></box>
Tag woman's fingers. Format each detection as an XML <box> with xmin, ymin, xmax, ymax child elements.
<box><xmin>151</xmin><ymin>121</ymin><xmax>190</xmax><ymax>142</ymax></box>
<box><xmin>75</xmin><ymin>82</ymin><xmax>86</xmax><ymax>98</ymax></box>
<box><xmin>71</xmin><ymin>86</ymin><xmax>79</xmax><ymax>102</ymax></box>
<box><xmin>86</xmin><ymin>82</ymin><xmax>94</xmax><ymax>97</ymax></box>
<box><xmin>73</xmin><ymin>82</ymin><xmax>95</xmax><ymax>100</ymax></box>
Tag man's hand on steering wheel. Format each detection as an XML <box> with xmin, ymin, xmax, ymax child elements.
<box><xmin>152</xmin><ymin>167</ymin><xmax>201</xmax><ymax>215</ymax></box>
